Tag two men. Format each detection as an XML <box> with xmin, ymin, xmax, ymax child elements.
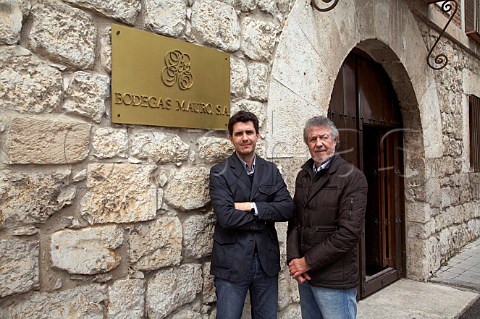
<box><xmin>209</xmin><ymin>111</ymin><xmax>295</xmax><ymax>318</ymax></box>
<box><xmin>209</xmin><ymin>111</ymin><xmax>367</xmax><ymax>319</ymax></box>
<box><xmin>287</xmin><ymin>115</ymin><xmax>368</xmax><ymax>319</ymax></box>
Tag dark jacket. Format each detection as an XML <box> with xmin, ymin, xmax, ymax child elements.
<box><xmin>287</xmin><ymin>154</ymin><xmax>368</xmax><ymax>289</ymax></box>
<box><xmin>209</xmin><ymin>154</ymin><xmax>295</xmax><ymax>282</ymax></box>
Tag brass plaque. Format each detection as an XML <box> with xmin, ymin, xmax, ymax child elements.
<box><xmin>111</xmin><ymin>24</ymin><xmax>230</xmax><ymax>130</ymax></box>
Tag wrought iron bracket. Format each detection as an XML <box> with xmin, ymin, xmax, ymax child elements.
<box><xmin>311</xmin><ymin>0</ymin><xmax>339</xmax><ymax>12</ymax></box>
<box><xmin>426</xmin><ymin>0</ymin><xmax>458</xmax><ymax>70</ymax></box>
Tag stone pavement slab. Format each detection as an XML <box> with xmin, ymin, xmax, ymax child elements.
<box><xmin>431</xmin><ymin>239</ymin><xmax>480</xmax><ymax>292</ymax></box>
<box><xmin>357</xmin><ymin>279</ymin><xmax>479</xmax><ymax>319</ymax></box>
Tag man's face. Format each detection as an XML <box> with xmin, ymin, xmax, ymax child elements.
<box><xmin>307</xmin><ymin>125</ymin><xmax>337</xmax><ymax>165</ymax></box>
<box><xmin>229</xmin><ymin>121</ymin><xmax>259</xmax><ymax>158</ymax></box>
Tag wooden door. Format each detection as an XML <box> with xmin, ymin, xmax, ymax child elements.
<box><xmin>328</xmin><ymin>51</ymin><xmax>405</xmax><ymax>299</ymax></box>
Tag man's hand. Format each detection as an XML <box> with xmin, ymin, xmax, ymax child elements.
<box><xmin>289</xmin><ymin>257</ymin><xmax>311</xmax><ymax>283</ymax></box>
<box><xmin>235</xmin><ymin>202</ymin><xmax>253</xmax><ymax>212</ymax></box>
<box><xmin>293</xmin><ymin>273</ymin><xmax>311</xmax><ymax>284</ymax></box>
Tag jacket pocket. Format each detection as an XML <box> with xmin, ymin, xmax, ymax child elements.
<box><xmin>258</xmin><ymin>184</ymin><xmax>278</xmax><ymax>201</ymax></box>
<box><xmin>322</xmin><ymin>185</ymin><xmax>340</xmax><ymax>190</ymax></box>
<box><xmin>213</xmin><ymin>230</ymin><xmax>237</xmax><ymax>244</ymax></box>
<box><xmin>300</xmin><ymin>226</ymin><xmax>336</xmax><ymax>253</ymax></box>
<box><xmin>212</xmin><ymin>231</ymin><xmax>237</xmax><ymax>270</ymax></box>
<box><xmin>258</xmin><ymin>185</ymin><xmax>277</xmax><ymax>194</ymax></box>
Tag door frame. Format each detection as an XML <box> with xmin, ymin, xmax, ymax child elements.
<box><xmin>328</xmin><ymin>50</ymin><xmax>406</xmax><ymax>298</ymax></box>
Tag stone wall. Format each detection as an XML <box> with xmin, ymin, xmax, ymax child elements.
<box><xmin>414</xmin><ymin>24</ymin><xmax>480</xmax><ymax>274</ymax></box>
<box><xmin>1</xmin><ymin>0</ymin><xmax>480</xmax><ymax>318</ymax></box>
<box><xmin>0</xmin><ymin>0</ymin><xmax>299</xmax><ymax>318</ymax></box>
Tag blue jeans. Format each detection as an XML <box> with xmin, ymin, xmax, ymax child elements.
<box><xmin>214</xmin><ymin>252</ymin><xmax>278</xmax><ymax>319</ymax></box>
<box><xmin>298</xmin><ymin>282</ymin><xmax>357</xmax><ymax>319</ymax></box>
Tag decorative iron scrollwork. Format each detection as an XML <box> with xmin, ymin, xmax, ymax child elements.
<box><xmin>427</xmin><ymin>0</ymin><xmax>458</xmax><ymax>70</ymax></box>
<box><xmin>311</xmin><ymin>0</ymin><xmax>339</xmax><ymax>12</ymax></box>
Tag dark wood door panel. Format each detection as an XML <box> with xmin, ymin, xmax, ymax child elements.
<box><xmin>357</xmin><ymin>58</ymin><xmax>400</xmax><ymax>128</ymax></box>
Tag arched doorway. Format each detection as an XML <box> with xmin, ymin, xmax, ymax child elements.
<box><xmin>328</xmin><ymin>50</ymin><xmax>406</xmax><ymax>298</ymax></box>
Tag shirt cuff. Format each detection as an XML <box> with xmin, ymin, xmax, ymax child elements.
<box><xmin>251</xmin><ymin>202</ymin><xmax>258</xmax><ymax>216</ymax></box>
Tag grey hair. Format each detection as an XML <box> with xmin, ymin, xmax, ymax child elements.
<box><xmin>303</xmin><ymin>115</ymin><xmax>339</xmax><ymax>144</ymax></box>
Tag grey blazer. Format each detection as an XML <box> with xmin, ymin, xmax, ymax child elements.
<box><xmin>209</xmin><ymin>153</ymin><xmax>295</xmax><ymax>282</ymax></box>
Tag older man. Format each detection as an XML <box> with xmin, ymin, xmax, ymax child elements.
<box><xmin>287</xmin><ymin>115</ymin><xmax>368</xmax><ymax>319</ymax></box>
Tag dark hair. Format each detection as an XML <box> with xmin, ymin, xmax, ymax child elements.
<box><xmin>228</xmin><ymin>111</ymin><xmax>259</xmax><ymax>136</ymax></box>
<box><xmin>303</xmin><ymin>115</ymin><xmax>339</xmax><ymax>144</ymax></box>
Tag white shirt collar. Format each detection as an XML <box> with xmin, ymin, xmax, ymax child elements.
<box><xmin>237</xmin><ymin>153</ymin><xmax>256</xmax><ymax>175</ymax></box>
<box><xmin>313</xmin><ymin>158</ymin><xmax>331</xmax><ymax>174</ymax></box>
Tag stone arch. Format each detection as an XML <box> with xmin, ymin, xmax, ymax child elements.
<box><xmin>266</xmin><ymin>0</ymin><xmax>444</xmax><ymax>279</ymax></box>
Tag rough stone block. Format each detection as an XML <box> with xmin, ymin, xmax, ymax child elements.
<box><xmin>279</xmin><ymin>305</ymin><xmax>302</xmax><ymax>319</ymax></box>
<box><xmin>197</xmin><ymin>136</ymin><xmax>233</xmax><ymax>164</ymax></box>
<box><xmin>28</xmin><ymin>0</ymin><xmax>96</xmax><ymax>69</ymax></box>
<box><xmin>248</xmin><ymin>62</ymin><xmax>269</xmax><ymax>101</ymax></box>
<box><xmin>63</xmin><ymin>0</ymin><xmax>140</xmax><ymax>24</ymax></box>
<box><xmin>92</xmin><ymin>127</ymin><xmax>128</xmax><ymax>159</ymax></box>
<box><xmin>80</xmin><ymin>163</ymin><xmax>157</xmax><ymax>224</ymax></box>
<box><xmin>0</xmin><ymin>239</ymin><xmax>39</xmax><ymax>298</ymax></box>
<box><xmin>164</xmin><ymin>166</ymin><xmax>210</xmax><ymax>211</ymax></box>
<box><xmin>182</xmin><ymin>212</ymin><xmax>215</xmax><ymax>259</ymax></box>
<box><xmin>144</xmin><ymin>0</ymin><xmax>186</xmax><ymax>37</ymax></box>
<box><xmin>146</xmin><ymin>264</ymin><xmax>202</xmax><ymax>318</ymax></box>
<box><xmin>5</xmin><ymin>116</ymin><xmax>90</xmax><ymax>164</ymax></box>
<box><xmin>0</xmin><ymin>169</ymin><xmax>72</xmax><ymax>228</ymax></box>
<box><xmin>0</xmin><ymin>284</ymin><xmax>106</xmax><ymax>319</ymax></box>
<box><xmin>0</xmin><ymin>1</ymin><xmax>30</xmax><ymax>45</ymax></box>
<box><xmin>405</xmin><ymin>202</ymin><xmax>431</xmax><ymax>224</ymax></box>
<box><xmin>129</xmin><ymin>217</ymin><xmax>182</xmax><ymax>271</ymax></box>
<box><xmin>230</xmin><ymin>100</ymin><xmax>265</xmax><ymax>128</ymax></box>
<box><xmin>63</xmin><ymin>71</ymin><xmax>110</xmax><ymax>123</ymax></box>
<box><xmin>191</xmin><ymin>0</ymin><xmax>240</xmax><ymax>52</ymax></box>
<box><xmin>406</xmin><ymin>239</ymin><xmax>430</xmax><ymax>280</ymax></box>
<box><xmin>108</xmin><ymin>279</ymin><xmax>145</xmax><ymax>319</ymax></box>
<box><xmin>100</xmin><ymin>26</ymin><xmax>112</xmax><ymax>72</ymax></box>
<box><xmin>50</xmin><ymin>225</ymin><xmax>124</xmax><ymax>275</ymax></box>
<box><xmin>0</xmin><ymin>46</ymin><xmax>62</xmax><ymax>113</ymax></box>
<box><xmin>258</xmin><ymin>0</ymin><xmax>280</xmax><ymax>17</ymax></box>
<box><xmin>241</xmin><ymin>17</ymin><xmax>278</xmax><ymax>62</ymax></box>
<box><xmin>230</xmin><ymin>57</ymin><xmax>248</xmax><ymax>97</ymax></box>
<box><xmin>407</xmin><ymin>220</ymin><xmax>435</xmax><ymax>239</ymax></box>
<box><xmin>130</xmin><ymin>131</ymin><xmax>189</xmax><ymax>163</ymax></box>
<box><xmin>202</xmin><ymin>262</ymin><xmax>215</xmax><ymax>304</ymax></box>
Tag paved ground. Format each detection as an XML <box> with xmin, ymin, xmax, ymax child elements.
<box><xmin>431</xmin><ymin>239</ymin><xmax>480</xmax><ymax>292</ymax></box>
<box><xmin>357</xmin><ymin>238</ymin><xmax>480</xmax><ymax>319</ymax></box>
